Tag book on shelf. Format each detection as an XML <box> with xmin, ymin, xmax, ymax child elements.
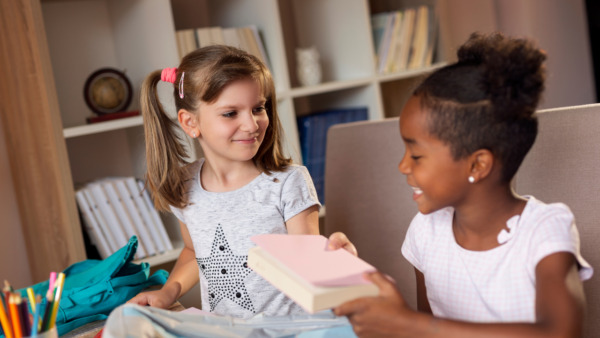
<box><xmin>371</xmin><ymin>6</ymin><xmax>436</xmax><ymax>74</ymax></box>
<box><xmin>74</xmin><ymin>177</ymin><xmax>173</xmax><ymax>260</ymax></box>
<box><xmin>297</xmin><ymin>107</ymin><xmax>368</xmax><ymax>203</ymax></box>
<box><xmin>136</xmin><ymin>180</ymin><xmax>174</xmax><ymax>252</ymax></box>
<box><xmin>112</xmin><ymin>179</ymin><xmax>158</xmax><ymax>257</ymax></box>
<box><xmin>395</xmin><ymin>7</ymin><xmax>416</xmax><ymax>72</ymax></box>
<box><xmin>407</xmin><ymin>5</ymin><xmax>430</xmax><ymax>70</ymax></box>
<box><xmin>175</xmin><ymin>28</ymin><xmax>198</xmax><ymax>60</ymax></box>
<box><xmin>175</xmin><ymin>25</ymin><xmax>270</xmax><ymax>69</ymax></box>
<box><xmin>86</xmin><ymin>182</ymin><xmax>131</xmax><ymax>254</ymax></box>
<box><xmin>74</xmin><ymin>189</ymin><xmax>112</xmax><ymax>259</ymax></box>
<box><xmin>80</xmin><ymin>188</ymin><xmax>121</xmax><ymax>255</ymax></box>
<box><xmin>85</xmin><ymin>110</ymin><xmax>139</xmax><ymax>124</ymax></box>
<box><xmin>248</xmin><ymin>234</ymin><xmax>379</xmax><ymax>313</ymax></box>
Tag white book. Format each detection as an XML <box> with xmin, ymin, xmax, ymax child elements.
<box><xmin>100</xmin><ymin>179</ymin><xmax>147</xmax><ymax>259</ymax></box>
<box><xmin>408</xmin><ymin>6</ymin><xmax>429</xmax><ymax>69</ymax></box>
<box><xmin>222</xmin><ymin>27</ymin><xmax>241</xmax><ymax>49</ymax></box>
<box><xmin>248</xmin><ymin>25</ymin><xmax>270</xmax><ymax>69</ymax></box>
<box><xmin>377</xmin><ymin>12</ymin><xmax>397</xmax><ymax>73</ymax></box>
<box><xmin>113</xmin><ymin>178</ymin><xmax>158</xmax><ymax>257</ymax></box>
<box><xmin>137</xmin><ymin>180</ymin><xmax>174</xmax><ymax>251</ymax></box>
<box><xmin>124</xmin><ymin>178</ymin><xmax>169</xmax><ymax>253</ymax></box>
<box><xmin>384</xmin><ymin>11</ymin><xmax>403</xmax><ymax>73</ymax></box>
<box><xmin>195</xmin><ymin>27</ymin><xmax>212</xmax><ymax>48</ymax></box>
<box><xmin>74</xmin><ymin>189</ymin><xmax>112</xmax><ymax>259</ymax></box>
<box><xmin>81</xmin><ymin>188</ymin><xmax>120</xmax><ymax>254</ymax></box>
<box><xmin>209</xmin><ymin>26</ymin><xmax>225</xmax><ymax>45</ymax></box>
<box><xmin>396</xmin><ymin>8</ymin><xmax>416</xmax><ymax>71</ymax></box>
<box><xmin>87</xmin><ymin>183</ymin><xmax>130</xmax><ymax>251</ymax></box>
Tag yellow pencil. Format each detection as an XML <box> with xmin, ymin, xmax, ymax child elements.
<box><xmin>26</xmin><ymin>288</ymin><xmax>35</xmax><ymax>314</ymax></box>
<box><xmin>0</xmin><ymin>292</ymin><xmax>13</xmax><ymax>338</ymax></box>
<box><xmin>48</xmin><ymin>272</ymin><xmax>65</xmax><ymax>329</ymax></box>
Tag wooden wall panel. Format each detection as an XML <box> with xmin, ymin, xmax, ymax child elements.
<box><xmin>0</xmin><ymin>0</ymin><xmax>86</xmax><ymax>282</ymax></box>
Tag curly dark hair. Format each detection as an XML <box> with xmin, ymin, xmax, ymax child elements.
<box><xmin>413</xmin><ymin>32</ymin><xmax>546</xmax><ymax>182</ymax></box>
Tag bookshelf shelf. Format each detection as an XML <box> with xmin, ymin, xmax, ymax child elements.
<box><xmin>63</xmin><ymin>116</ymin><xmax>143</xmax><ymax>139</ymax></box>
<box><xmin>134</xmin><ymin>245</ymin><xmax>184</xmax><ymax>266</ymax></box>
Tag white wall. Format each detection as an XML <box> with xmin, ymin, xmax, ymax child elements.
<box><xmin>0</xmin><ymin>118</ymin><xmax>33</xmax><ymax>288</ymax></box>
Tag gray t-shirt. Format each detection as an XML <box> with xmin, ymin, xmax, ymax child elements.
<box><xmin>171</xmin><ymin>159</ymin><xmax>321</xmax><ymax>318</ymax></box>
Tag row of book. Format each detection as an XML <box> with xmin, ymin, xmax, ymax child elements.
<box><xmin>75</xmin><ymin>177</ymin><xmax>173</xmax><ymax>260</ymax></box>
<box><xmin>175</xmin><ymin>25</ymin><xmax>270</xmax><ymax>68</ymax></box>
<box><xmin>297</xmin><ymin>107</ymin><xmax>369</xmax><ymax>204</ymax></box>
<box><xmin>371</xmin><ymin>5</ymin><xmax>438</xmax><ymax>74</ymax></box>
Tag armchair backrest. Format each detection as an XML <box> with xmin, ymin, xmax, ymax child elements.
<box><xmin>515</xmin><ymin>104</ymin><xmax>600</xmax><ymax>338</ymax></box>
<box><xmin>324</xmin><ymin>118</ymin><xmax>419</xmax><ymax>308</ymax></box>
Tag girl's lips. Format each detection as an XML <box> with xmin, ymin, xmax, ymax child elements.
<box><xmin>234</xmin><ymin>137</ymin><xmax>258</xmax><ymax>144</ymax></box>
<box><xmin>411</xmin><ymin>186</ymin><xmax>423</xmax><ymax>200</ymax></box>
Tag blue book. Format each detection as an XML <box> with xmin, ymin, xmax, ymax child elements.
<box><xmin>297</xmin><ymin>107</ymin><xmax>368</xmax><ymax>203</ymax></box>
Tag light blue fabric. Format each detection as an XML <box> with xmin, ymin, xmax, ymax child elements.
<box><xmin>14</xmin><ymin>236</ymin><xmax>168</xmax><ymax>336</ymax></box>
<box><xmin>103</xmin><ymin>303</ymin><xmax>356</xmax><ymax>338</ymax></box>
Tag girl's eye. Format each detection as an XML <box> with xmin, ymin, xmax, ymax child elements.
<box><xmin>411</xmin><ymin>155</ymin><xmax>422</xmax><ymax>161</ymax></box>
<box><xmin>222</xmin><ymin>111</ymin><xmax>237</xmax><ymax>118</ymax></box>
<box><xmin>253</xmin><ymin>106</ymin><xmax>266</xmax><ymax>114</ymax></box>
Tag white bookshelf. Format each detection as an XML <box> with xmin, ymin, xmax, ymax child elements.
<box><xmin>40</xmin><ymin>0</ymin><xmax>449</xmax><ymax>264</ymax></box>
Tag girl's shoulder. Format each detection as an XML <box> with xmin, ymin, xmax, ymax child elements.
<box><xmin>521</xmin><ymin>196</ymin><xmax>574</xmax><ymax>225</ymax></box>
<box><xmin>266</xmin><ymin>164</ymin><xmax>309</xmax><ymax>182</ymax></box>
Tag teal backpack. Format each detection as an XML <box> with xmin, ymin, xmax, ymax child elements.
<box><xmin>14</xmin><ymin>236</ymin><xmax>168</xmax><ymax>336</ymax></box>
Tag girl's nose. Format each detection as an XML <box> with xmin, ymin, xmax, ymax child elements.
<box><xmin>241</xmin><ymin>112</ymin><xmax>259</xmax><ymax>132</ymax></box>
<box><xmin>398</xmin><ymin>153</ymin><xmax>410</xmax><ymax>175</ymax></box>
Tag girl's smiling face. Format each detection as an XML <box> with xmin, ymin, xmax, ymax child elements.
<box><xmin>196</xmin><ymin>78</ymin><xmax>269</xmax><ymax>165</ymax></box>
<box><xmin>398</xmin><ymin>96</ymin><xmax>471</xmax><ymax>214</ymax></box>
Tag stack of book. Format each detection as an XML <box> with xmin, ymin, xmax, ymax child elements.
<box><xmin>297</xmin><ymin>107</ymin><xmax>368</xmax><ymax>204</ymax></box>
<box><xmin>371</xmin><ymin>5</ymin><xmax>438</xmax><ymax>74</ymax></box>
<box><xmin>175</xmin><ymin>25</ymin><xmax>269</xmax><ymax>68</ymax></box>
<box><xmin>75</xmin><ymin>177</ymin><xmax>173</xmax><ymax>260</ymax></box>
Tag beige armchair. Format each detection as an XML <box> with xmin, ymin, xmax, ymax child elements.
<box><xmin>324</xmin><ymin>105</ymin><xmax>599</xmax><ymax>336</ymax></box>
<box><xmin>323</xmin><ymin>117</ymin><xmax>418</xmax><ymax>309</ymax></box>
<box><xmin>516</xmin><ymin>104</ymin><xmax>600</xmax><ymax>338</ymax></box>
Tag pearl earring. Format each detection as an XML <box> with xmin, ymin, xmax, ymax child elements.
<box><xmin>191</xmin><ymin>132</ymin><xmax>197</xmax><ymax>138</ymax></box>
<box><xmin>468</xmin><ymin>176</ymin><xmax>475</xmax><ymax>183</ymax></box>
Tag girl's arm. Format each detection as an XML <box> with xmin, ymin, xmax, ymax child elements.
<box><xmin>335</xmin><ymin>252</ymin><xmax>585</xmax><ymax>338</ymax></box>
<box><xmin>285</xmin><ymin>205</ymin><xmax>320</xmax><ymax>235</ymax></box>
<box><xmin>127</xmin><ymin>221</ymin><xmax>199</xmax><ymax>308</ymax></box>
<box><xmin>415</xmin><ymin>269</ymin><xmax>432</xmax><ymax>314</ymax></box>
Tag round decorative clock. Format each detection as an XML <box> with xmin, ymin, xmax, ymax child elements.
<box><xmin>83</xmin><ymin>68</ymin><xmax>133</xmax><ymax>115</ymax></box>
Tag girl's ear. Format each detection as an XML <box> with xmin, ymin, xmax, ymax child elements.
<box><xmin>468</xmin><ymin>149</ymin><xmax>494</xmax><ymax>183</ymax></box>
<box><xmin>178</xmin><ymin>108</ymin><xmax>200</xmax><ymax>138</ymax></box>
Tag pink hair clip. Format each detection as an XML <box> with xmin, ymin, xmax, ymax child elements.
<box><xmin>161</xmin><ymin>67</ymin><xmax>177</xmax><ymax>84</ymax></box>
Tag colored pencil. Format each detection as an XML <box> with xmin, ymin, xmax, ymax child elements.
<box><xmin>48</xmin><ymin>273</ymin><xmax>65</xmax><ymax>329</ymax></box>
<box><xmin>17</xmin><ymin>297</ymin><xmax>30</xmax><ymax>337</ymax></box>
<box><xmin>48</xmin><ymin>273</ymin><xmax>56</xmax><ymax>293</ymax></box>
<box><xmin>0</xmin><ymin>291</ymin><xmax>13</xmax><ymax>338</ymax></box>
<box><xmin>2</xmin><ymin>281</ymin><xmax>12</xmax><ymax>328</ymax></box>
<box><xmin>39</xmin><ymin>289</ymin><xmax>54</xmax><ymax>333</ymax></box>
<box><xmin>8</xmin><ymin>295</ymin><xmax>21</xmax><ymax>338</ymax></box>
<box><xmin>31</xmin><ymin>295</ymin><xmax>43</xmax><ymax>337</ymax></box>
<box><xmin>26</xmin><ymin>288</ymin><xmax>36</xmax><ymax>315</ymax></box>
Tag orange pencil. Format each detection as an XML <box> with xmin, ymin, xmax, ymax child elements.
<box><xmin>0</xmin><ymin>292</ymin><xmax>13</xmax><ymax>338</ymax></box>
<box><xmin>8</xmin><ymin>295</ymin><xmax>22</xmax><ymax>338</ymax></box>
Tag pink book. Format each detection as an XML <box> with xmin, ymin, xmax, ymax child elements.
<box><xmin>251</xmin><ymin>234</ymin><xmax>376</xmax><ymax>286</ymax></box>
<box><xmin>248</xmin><ymin>234</ymin><xmax>379</xmax><ymax>313</ymax></box>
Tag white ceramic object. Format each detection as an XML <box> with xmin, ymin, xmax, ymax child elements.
<box><xmin>296</xmin><ymin>46</ymin><xmax>322</xmax><ymax>86</ymax></box>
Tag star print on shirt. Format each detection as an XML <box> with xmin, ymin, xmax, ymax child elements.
<box><xmin>196</xmin><ymin>224</ymin><xmax>255</xmax><ymax>313</ymax></box>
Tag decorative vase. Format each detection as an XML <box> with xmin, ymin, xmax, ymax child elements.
<box><xmin>296</xmin><ymin>46</ymin><xmax>322</xmax><ymax>87</ymax></box>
